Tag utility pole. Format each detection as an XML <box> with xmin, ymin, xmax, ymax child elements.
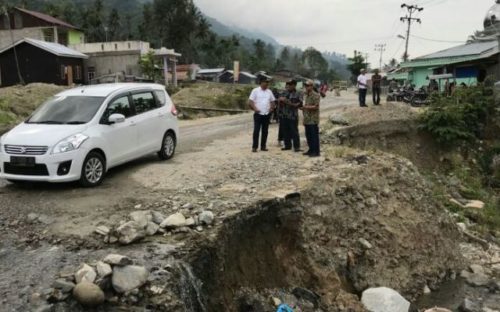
<box><xmin>400</xmin><ymin>3</ymin><xmax>423</xmax><ymax>62</ymax></box>
<box><xmin>364</xmin><ymin>53</ymin><xmax>369</xmax><ymax>70</ymax></box>
<box><xmin>374</xmin><ymin>44</ymin><xmax>386</xmax><ymax>70</ymax></box>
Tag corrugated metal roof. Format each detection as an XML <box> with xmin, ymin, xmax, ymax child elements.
<box><xmin>0</xmin><ymin>38</ymin><xmax>88</xmax><ymax>59</ymax></box>
<box><xmin>401</xmin><ymin>40</ymin><xmax>498</xmax><ymax>68</ymax></box>
<box><xmin>198</xmin><ymin>68</ymin><xmax>226</xmax><ymax>74</ymax></box>
<box><xmin>415</xmin><ymin>40</ymin><xmax>497</xmax><ymax>59</ymax></box>
<box><xmin>15</xmin><ymin>7</ymin><xmax>78</xmax><ymax>30</ymax></box>
<box><xmin>226</xmin><ymin>70</ymin><xmax>257</xmax><ymax>78</ymax></box>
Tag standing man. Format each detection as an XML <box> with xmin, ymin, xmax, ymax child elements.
<box><xmin>279</xmin><ymin>80</ymin><xmax>302</xmax><ymax>152</ymax></box>
<box><xmin>249</xmin><ymin>78</ymin><xmax>276</xmax><ymax>152</ymax></box>
<box><xmin>302</xmin><ymin>80</ymin><xmax>321</xmax><ymax>157</ymax></box>
<box><xmin>357</xmin><ymin>69</ymin><xmax>368</xmax><ymax>107</ymax></box>
<box><xmin>372</xmin><ymin>69</ymin><xmax>382</xmax><ymax>105</ymax></box>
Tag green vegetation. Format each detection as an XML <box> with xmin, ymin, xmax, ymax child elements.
<box><xmin>419</xmin><ymin>84</ymin><xmax>496</xmax><ymax>146</ymax></box>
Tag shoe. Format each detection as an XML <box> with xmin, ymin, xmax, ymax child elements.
<box><xmin>252</xmin><ymin>149</ymin><xmax>258</xmax><ymax>153</ymax></box>
<box><xmin>309</xmin><ymin>154</ymin><xmax>321</xmax><ymax>158</ymax></box>
<box><xmin>281</xmin><ymin>148</ymin><xmax>292</xmax><ymax>151</ymax></box>
<box><xmin>261</xmin><ymin>148</ymin><xmax>269</xmax><ymax>152</ymax></box>
<box><xmin>360</xmin><ymin>105</ymin><xmax>368</xmax><ymax>107</ymax></box>
<box><xmin>294</xmin><ymin>149</ymin><xmax>303</xmax><ymax>152</ymax></box>
<box><xmin>303</xmin><ymin>151</ymin><xmax>311</xmax><ymax>156</ymax></box>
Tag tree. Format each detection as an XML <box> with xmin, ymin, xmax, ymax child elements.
<box><xmin>279</xmin><ymin>47</ymin><xmax>290</xmax><ymax>68</ymax></box>
<box><xmin>139</xmin><ymin>51</ymin><xmax>160</xmax><ymax>81</ymax></box>
<box><xmin>85</xmin><ymin>0</ymin><xmax>105</xmax><ymax>42</ymax></box>
<box><xmin>302</xmin><ymin>47</ymin><xmax>328</xmax><ymax>78</ymax></box>
<box><xmin>107</xmin><ymin>9</ymin><xmax>120</xmax><ymax>41</ymax></box>
<box><xmin>347</xmin><ymin>50</ymin><xmax>366</xmax><ymax>83</ymax></box>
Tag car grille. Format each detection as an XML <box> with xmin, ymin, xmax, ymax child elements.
<box><xmin>4</xmin><ymin>163</ymin><xmax>49</xmax><ymax>176</ymax></box>
<box><xmin>4</xmin><ymin>145</ymin><xmax>49</xmax><ymax>155</ymax></box>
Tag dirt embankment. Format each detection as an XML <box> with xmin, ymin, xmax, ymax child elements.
<box><xmin>0</xmin><ymin>83</ymin><xmax>66</xmax><ymax>134</ymax></box>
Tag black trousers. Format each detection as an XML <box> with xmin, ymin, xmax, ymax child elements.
<box><xmin>283</xmin><ymin>118</ymin><xmax>300</xmax><ymax>150</ymax></box>
<box><xmin>304</xmin><ymin>124</ymin><xmax>320</xmax><ymax>155</ymax></box>
<box><xmin>278</xmin><ymin>117</ymin><xmax>285</xmax><ymax>142</ymax></box>
<box><xmin>253</xmin><ymin>113</ymin><xmax>270</xmax><ymax>150</ymax></box>
<box><xmin>373</xmin><ymin>87</ymin><xmax>381</xmax><ymax>105</ymax></box>
<box><xmin>359</xmin><ymin>88</ymin><xmax>367</xmax><ymax>106</ymax></box>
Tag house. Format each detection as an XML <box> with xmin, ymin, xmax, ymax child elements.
<box><xmin>392</xmin><ymin>40</ymin><xmax>498</xmax><ymax>89</ymax></box>
<box><xmin>254</xmin><ymin>71</ymin><xmax>273</xmax><ymax>83</ymax></box>
<box><xmin>173</xmin><ymin>64</ymin><xmax>200</xmax><ymax>81</ymax></box>
<box><xmin>196</xmin><ymin>68</ymin><xmax>226</xmax><ymax>82</ymax></box>
<box><xmin>0</xmin><ymin>7</ymin><xmax>85</xmax><ymax>49</ymax></box>
<box><xmin>70</xmin><ymin>41</ymin><xmax>151</xmax><ymax>83</ymax></box>
<box><xmin>0</xmin><ymin>38</ymin><xmax>87</xmax><ymax>87</ymax></box>
<box><xmin>218</xmin><ymin>70</ymin><xmax>257</xmax><ymax>84</ymax></box>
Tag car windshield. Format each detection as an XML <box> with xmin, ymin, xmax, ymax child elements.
<box><xmin>26</xmin><ymin>96</ymin><xmax>105</xmax><ymax>124</ymax></box>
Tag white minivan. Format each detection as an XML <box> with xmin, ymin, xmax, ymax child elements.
<box><xmin>0</xmin><ymin>83</ymin><xmax>178</xmax><ymax>187</ymax></box>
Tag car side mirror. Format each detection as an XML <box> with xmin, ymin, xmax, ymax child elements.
<box><xmin>108</xmin><ymin>113</ymin><xmax>126</xmax><ymax>124</ymax></box>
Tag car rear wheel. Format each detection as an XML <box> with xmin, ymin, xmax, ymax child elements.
<box><xmin>158</xmin><ymin>131</ymin><xmax>176</xmax><ymax>160</ymax></box>
<box><xmin>80</xmin><ymin>151</ymin><xmax>106</xmax><ymax>187</ymax></box>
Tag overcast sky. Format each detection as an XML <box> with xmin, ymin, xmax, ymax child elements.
<box><xmin>194</xmin><ymin>0</ymin><xmax>494</xmax><ymax>65</ymax></box>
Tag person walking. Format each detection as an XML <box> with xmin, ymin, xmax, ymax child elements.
<box><xmin>249</xmin><ymin>78</ymin><xmax>276</xmax><ymax>152</ymax></box>
<box><xmin>357</xmin><ymin>69</ymin><xmax>368</xmax><ymax>107</ymax></box>
<box><xmin>302</xmin><ymin>80</ymin><xmax>321</xmax><ymax>157</ymax></box>
<box><xmin>279</xmin><ymin>80</ymin><xmax>302</xmax><ymax>152</ymax></box>
<box><xmin>372</xmin><ymin>69</ymin><xmax>382</xmax><ymax>105</ymax></box>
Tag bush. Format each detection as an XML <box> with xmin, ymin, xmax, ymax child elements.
<box><xmin>419</xmin><ymin>84</ymin><xmax>496</xmax><ymax>146</ymax></box>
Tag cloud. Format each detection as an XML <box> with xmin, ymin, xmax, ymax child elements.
<box><xmin>194</xmin><ymin>0</ymin><xmax>493</xmax><ymax>64</ymax></box>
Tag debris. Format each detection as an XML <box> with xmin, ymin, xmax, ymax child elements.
<box><xmin>198</xmin><ymin>211</ymin><xmax>215</xmax><ymax>226</ymax></box>
<box><xmin>94</xmin><ymin>226</ymin><xmax>110</xmax><ymax>236</ymax></box>
<box><xmin>160</xmin><ymin>212</ymin><xmax>187</xmax><ymax>229</ymax></box>
<box><xmin>129</xmin><ymin>211</ymin><xmax>152</xmax><ymax>228</ymax></box>
<box><xmin>96</xmin><ymin>261</ymin><xmax>112</xmax><ymax>278</ymax></box>
<box><xmin>103</xmin><ymin>254</ymin><xmax>133</xmax><ymax>266</ymax></box>
<box><xmin>358</xmin><ymin>238</ymin><xmax>373</xmax><ymax>250</ymax></box>
<box><xmin>116</xmin><ymin>221</ymin><xmax>146</xmax><ymax>244</ymax></box>
<box><xmin>52</xmin><ymin>279</ymin><xmax>75</xmax><ymax>293</ymax></box>
<box><xmin>145</xmin><ymin>222</ymin><xmax>159</xmax><ymax>236</ymax></box>
<box><xmin>151</xmin><ymin>211</ymin><xmax>166</xmax><ymax>225</ymax></box>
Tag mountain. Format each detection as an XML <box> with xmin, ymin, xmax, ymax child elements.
<box><xmin>205</xmin><ymin>16</ymin><xmax>280</xmax><ymax>47</ymax></box>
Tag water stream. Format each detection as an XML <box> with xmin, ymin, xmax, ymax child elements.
<box><xmin>177</xmin><ymin>261</ymin><xmax>208</xmax><ymax>312</ymax></box>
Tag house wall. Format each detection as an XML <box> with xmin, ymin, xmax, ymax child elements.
<box><xmin>0</xmin><ymin>42</ymin><xmax>84</xmax><ymax>87</ymax></box>
<box><xmin>83</xmin><ymin>52</ymin><xmax>143</xmax><ymax>82</ymax></box>
<box><xmin>71</xmin><ymin>41</ymin><xmax>150</xmax><ymax>54</ymax></box>
<box><xmin>411</xmin><ymin>67</ymin><xmax>433</xmax><ymax>88</ymax></box>
<box><xmin>0</xmin><ymin>28</ymin><xmax>44</xmax><ymax>49</ymax></box>
<box><xmin>68</xmin><ymin>30</ymin><xmax>85</xmax><ymax>45</ymax></box>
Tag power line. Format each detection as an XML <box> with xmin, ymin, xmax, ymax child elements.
<box><xmin>410</xmin><ymin>34</ymin><xmax>464</xmax><ymax>44</ymax></box>
<box><xmin>400</xmin><ymin>3</ymin><xmax>424</xmax><ymax>62</ymax></box>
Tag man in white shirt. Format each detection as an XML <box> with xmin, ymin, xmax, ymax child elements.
<box><xmin>249</xmin><ymin>78</ymin><xmax>276</xmax><ymax>152</ymax></box>
<box><xmin>357</xmin><ymin>69</ymin><xmax>368</xmax><ymax>107</ymax></box>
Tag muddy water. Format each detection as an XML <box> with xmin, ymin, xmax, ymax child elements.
<box><xmin>415</xmin><ymin>278</ymin><xmax>466</xmax><ymax>311</ymax></box>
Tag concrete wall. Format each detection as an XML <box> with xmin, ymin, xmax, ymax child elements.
<box><xmin>68</xmin><ymin>30</ymin><xmax>85</xmax><ymax>45</ymax></box>
<box><xmin>70</xmin><ymin>41</ymin><xmax>150</xmax><ymax>54</ymax></box>
<box><xmin>0</xmin><ymin>28</ymin><xmax>44</xmax><ymax>49</ymax></box>
<box><xmin>84</xmin><ymin>52</ymin><xmax>142</xmax><ymax>81</ymax></box>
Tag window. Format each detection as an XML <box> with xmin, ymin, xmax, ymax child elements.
<box><xmin>27</xmin><ymin>96</ymin><xmax>105</xmax><ymax>124</ymax></box>
<box><xmin>88</xmin><ymin>67</ymin><xmax>96</xmax><ymax>82</ymax></box>
<box><xmin>154</xmin><ymin>90</ymin><xmax>167</xmax><ymax>107</ymax></box>
<box><xmin>132</xmin><ymin>92</ymin><xmax>156</xmax><ymax>114</ymax></box>
<box><xmin>103</xmin><ymin>96</ymin><xmax>133</xmax><ymax>122</ymax></box>
<box><xmin>75</xmin><ymin>66</ymin><xmax>82</xmax><ymax>80</ymax></box>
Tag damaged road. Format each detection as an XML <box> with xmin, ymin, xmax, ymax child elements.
<box><xmin>0</xmin><ymin>95</ymin><xmax>499</xmax><ymax>311</ymax></box>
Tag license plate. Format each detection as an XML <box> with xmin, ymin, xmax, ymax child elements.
<box><xmin>10</xmin><ymin>156</ymin><xmax>36</xmax><ymax>167</ymax></box>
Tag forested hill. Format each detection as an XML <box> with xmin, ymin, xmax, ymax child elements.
<box><xmin>3</xmin><ymin>0</ymin><xmax>348</xmax><ymax>80</ymax></box>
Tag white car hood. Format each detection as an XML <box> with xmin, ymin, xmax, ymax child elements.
<box><xmin>2</xmin><ymin>123</ymin><xmax>88</xmax><ymax>146</ymax></box>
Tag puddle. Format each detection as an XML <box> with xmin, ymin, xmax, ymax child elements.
<box><xmin>415</xmin><ymin>278</ymin><xmax>466</xmax><ymax>311</ymax></box>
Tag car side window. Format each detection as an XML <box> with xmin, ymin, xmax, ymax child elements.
<box><xmin>154</xmin><ymin>90</ymin><xmax>167</xmax><ymax>107</ymax></box>
<box><xmin>132</xmin><ymin>92</ymin><xmax>157</xmax><ymax>114</ymax></box>
<box><xmin>103</xmin><ymin>96</ymin><xmax>133</xmax><ymax>121</ymax></box>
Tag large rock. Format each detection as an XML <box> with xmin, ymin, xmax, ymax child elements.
<box><xmin>361</xmin><ymin>287</ymin><xmax>410</xmax><ymax>312</ymax></box>
<box><xmin>160</xmin><ymin>213</ymin><xmax>187</xmax><ymax>229</ymax></box>
<box><xmin>103</xmin><ymin>254</ymin><xmax>133</xmax><ymax>266</ymax></box>
<box><xmin>116</xmin><ymin>221</ymin><xmax>146</xmax><ymax>244</ymax></box>
<box><xmin>52</xmin><ymin>279</ymin><xmax>75</xmax><ymax>293</ymax></box>
<box><xmin>461</xmin><ymin>270</ymin><xmax>490</xmax><ymax>287</ymax></box>
<box><xmin>96</xmin><ymin>261</ymin><xmax>112</xmax><ymax>278</ymax></box>
<box><xmin>145</xmin><ymin>222</ymin><xmax>159</xmax><ymax>236</ymax></box>
<box><xmin>112</xmin><ymin>265</ymin><xmax>149</xmax><ymax>293</ymax></box>
<box><xmin>198</xmin><ymin>211</ymin><xmax>215</xmax><ymax>226</ymax></box>
<box><xmin>329</xmin><ymin>113</ymin><xmax>350</xmax><ymax>126</ymax></box>
<box><xmin>129</xmin><ymin>211</ymin><xmax>152</xmax><ymax>228</ymax></box>
<box><xmin>75</xmin><ymin>264</ymin><xmax>97</xmax><ymax>284</ymax></box>
<box><xmin>72</xmin><ymin>282</ymin><xmax>105</xmax><ymax>307</ymax></box>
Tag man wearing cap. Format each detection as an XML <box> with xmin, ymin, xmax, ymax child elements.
<box><xmin>278</xmin><ymin>80</ymin><xmax>302</xmax><ymax>152</ymax></box>
<box><xmin>249</xmin><ymin>78</ymin><xmax>276</xmax><ymax>152</ymax></box>
<box><xmin>372</xmin><ymin>69</ymin><xmax>382</xmax><ymax>105</ymax></box>
<box><xmin>357</xmin><ymin>69</ymin><xmax>368</xmax><ymax>107</ymax></box>
<box><xmin>302</xmin><ymin>80</ymin><xmax>321</xmax><ymax>157</ymax></box>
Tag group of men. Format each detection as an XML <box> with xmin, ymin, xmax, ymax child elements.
<box><xmin>357</xmin><ymin>68</ymin><xmax>382</xmax><ymax>107</ymax></box>
<box><xmin>248</xmin><ymin>78</ymin><xmax>321</xmax><ymax>157</ymax></box>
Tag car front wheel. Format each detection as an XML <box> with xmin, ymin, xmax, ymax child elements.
<box><xmin>80</xmin><ymin>151</ymin><xmax>106</xmax><ymax>187</ymax></box>
<box><xmin>158</xmin><ymin>132</ymin><xmax>176</xmax><ymax>160</ymax></box>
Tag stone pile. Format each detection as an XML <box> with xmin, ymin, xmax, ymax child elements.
<box><xmin>94</xmin><ymin>209</ymin><xmax>216</xmax><ymax>245</ymax></box>
<box><xmin>47</xmin><ymin>254</ymin><xmax>149</xmax><ymax>307</ymax></box>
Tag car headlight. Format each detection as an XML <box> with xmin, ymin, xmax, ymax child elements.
<box><xmin>52</xmin><ymin>134</ymin><xmax>89</xmax><ymax>154</ymax></box>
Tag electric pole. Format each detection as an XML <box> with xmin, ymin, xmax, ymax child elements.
<box><xmin>364</xmin><ymin>53</ymin><xmax>369</xmax><ymax>70</ymax></box>
<box><xmin>374</xmin><ymin>44</ymin><xmax>386</xmax><ymax>70</ymax></box>
<box><xmin>400</xmin><ymin>4</ymin><xmax>423</xmax><ymax>62</ymax></box>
